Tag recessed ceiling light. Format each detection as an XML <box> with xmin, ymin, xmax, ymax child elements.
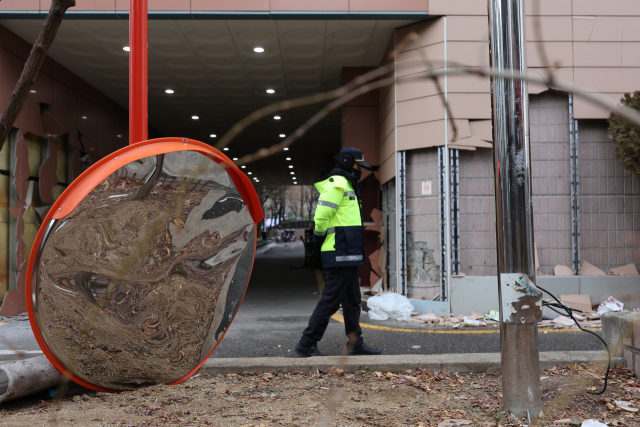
<box><xmin>165</xmin><ymin>89</ymin><xmax>174</xmax><ymax>94</ymax></box>
<box><xmin>81</xmin><ymin>116</ymin><xmax>87</xmax><ymax>119</ymax></box>
<box><xmin>283</xmin><ymin>147</ymin><xmax>289</xmax><ymax>151</ymax></box>
<box><xmin>123</xmin><ymin>46</ymin><xmax>130</xmax><ymax>52</ymax></box>
<box><xmin>266</xmin><ymin>89</ymin><xmax>275</xmax><ymax>94</ymax></box>
<box><xmin>293</xmin><ymin>182</ymin><xmax>297</xmax><ymax>185</ymax></box>
<box><xmin>254</xmin><ymin>47</ymin><xmax>265</xmax><ymax>53</ymax></box>
<box><xmin>248</xmin><ymin>172</ymin><xmax>252</xmax><ymax>175</ymax></box>
<box><xmin>192</xmin><ymin>115</ymin><xmax>199</xmax><ymax>120</ymax></box>
<box><xmin>255</xmin><ymin>180</ymin><xmax>260</xmax><ymax>182</ymax></box>
<box><xmin>241</xmin><ymin>166</ymin><xmax>246</xmax><ymax>169</ymax></box>
<box><xmin>290</xmin><ymin>172</ymin><xmax>295</xmax><ymax>175</ymax></box>
<box><xmin>273</xmin><ymin>115</ymin><xmax>281</xmax><ymax>120</ymax></box>
<box><xmin>233</xmin><ymin>157</ymin><xmax>238</xmax><ymax>161</ymax></box>
<box><xmin>279</xmin><ymin>134</ymin><xmax>286</xmax><ymax>138</ymax></box>
<box><xmin>117</xmin><ymin>135</ymin><xmax>122</xmax><ymax>138</ymax></box>
<box><xmin>289</xmin><ymin>165</ymin><xmax>293</xmax><ymax>168</ymax></box>
<box><xmin>223</xmin><ymin>147</ymin><xmax>229</xmax><ymax>151</ymax></box>
<box><xmin>210</xmin><ymin>134</ymin><xmax>217</xmax><ymax>138</ymax></box>
<box><xmin>30</xmin><ymin>90</ymin><xmax>36</xmax><ymax>93</ymax></box>
<box><xmin>286</xmin><ymin>157</ymin><xmax>291</xmax><ymax>160</ymax></box>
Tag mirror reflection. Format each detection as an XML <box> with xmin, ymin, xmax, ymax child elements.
<box><xmin>32</xmin><ymin>150</ymin><xmax>255</xmax><ymax>390</ymax></box>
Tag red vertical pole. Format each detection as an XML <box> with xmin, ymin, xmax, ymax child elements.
<box><xmin>129</xmin><ymin>0</ymin><xmax>148</xmax><ymax>145</ymax></box>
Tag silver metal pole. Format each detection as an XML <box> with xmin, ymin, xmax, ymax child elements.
<box><xmin>488</xmin><ymin>0</ymin><xmax>542</xmax><ymax>417</ymax></box>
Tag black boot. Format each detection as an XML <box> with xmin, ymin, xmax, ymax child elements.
<box><xmin>350</xmin><ymin>342</ymin><xmax>381</xmax><ymax>356</ymax></box>
<box><xmin>295</xmin><ymin>342</ymin><xmax>322</xmax><ymax>358</ymax></box>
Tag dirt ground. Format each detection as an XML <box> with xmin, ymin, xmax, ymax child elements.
<box><xmin>0</xmin><ymin>363</ymin><xmax>637</xmax><ymax>427</ymax></box>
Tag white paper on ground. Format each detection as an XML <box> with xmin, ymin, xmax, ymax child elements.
<box><xmin>581</xmin><ymin>420</ymin><xmax>608</xmax><ymax>427</ymax></box>
<box><xmin>366</xmin><ymin>293</ymin><xmax>414</xmax><ymax>321</ymax></box>
<box><xmin>597</xmin><ymin>296</ymin><xmax>624</xmax><ymax>315</ymax></box>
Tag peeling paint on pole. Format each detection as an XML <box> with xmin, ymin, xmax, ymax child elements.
<box><xmin>500</xmin><ymin>273</ymin><xmax>542</xmax><ymax>324</ymax></box>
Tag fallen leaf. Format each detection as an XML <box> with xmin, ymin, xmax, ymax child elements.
<box><xmin>615</xmin><ymin>400</ymin><xmax>639</xmax><ymax>413</ymax></box>
<box><xmin>438</xmin><ymin>419</ymin><xmax>473</xmax><ymax>427</ymax></box>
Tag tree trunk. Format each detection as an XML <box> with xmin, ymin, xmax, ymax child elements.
<box><xmin>0</xmin><ymin>0</ymin><xmax>76</xmax><ymax>148</ymax></box>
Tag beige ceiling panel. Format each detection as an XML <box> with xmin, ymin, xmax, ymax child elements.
<box><xmin>379</xmin><ymin>152</ymin><xmax>396</xmax><ymax>185</ymax></box>
<box><xmin>380</xmin><ymin>131</ymin><xmax>395</xmax><ymax>164</ymax></box>
<box><xmin>447</xmin><ymin>70</ymin><xmax>490</xmax><ymax>93</ymax></box>
<box><xmin>452</xmin><ymin>136</ymin><xmax>491</xmax><ymax>149</ymax></box>
<box><xmin>396</xmin><ymin>43</ymin><xmax>445</xmax><ymax>78</ymax></box>
<box><xmin>272</xmin><ymin>0</ymin><xmax>348</xmax><ymax>11</ymax></box>
<box><xmin>446</xmin><ymin>16</ymin><xmax>489</xmax><ymax>42</ymax></box>
<box><xmin>190</xmin><ymin>0</ymin><xmax>269</xmax><ymax>11</ymax></box>
<box><xmin>572</xmin><ymin>17</ymin><xmax>596</xmax><ymax>42</ymax></box>
<box><xmin>523</xmin><ymin>0</ymin><xmax>571</xmax><ymax>15</ymax></box>
<box><xmin>469</xmin><ymin>120</ymin><xmax>492</xmax><ymax>142</ymax></box>
<box><xmin>397</xmin><ymin>71</ymin><xmax>444</xmax><ymax>101</ymax></box>
<box><xmin>396</xmin><ymin>18</ymin><xmax>444</xmax><ymax>52</ymax></box>
<box><xmin>380</xmin><ymin>85</ymin><xmax>394</xmax><ymax>121</ymax></box>
<box><xmin>526</xmin><ymin>42</ymin><xmax>573</xmax><ymax>67</ymax></box>
<box><xmin>429</xmin><ymin>0</ymin><xmax>487</xmax><ymax>16</ymax></box>
<box><xmin>573</xmin><ymin>0</ymin><xmax>640</xmax><ymax>16</ymax></box>
<box><xmin>584</xmin><ymin>17</ymin><xmax>640</xmax><ymax>42</ymax></box>
<box><xmin>574</xmin><ymin>68</ymin><xmax>640</xmax><ymax>93</ymax></box>
<box><xmin>573</xmin><ymin>93</ymin><xmax>624</xmax><ymax>119</ymax></box>
<box><xmin>446</xmin><ymin>42</ymin><xmax>490</xmax><ymax>67</ymax></box>
<box><xmin>1</xmin><ymin>0</ymin><xmax>39</xmax><ymax>9</ymax></box>
<box><xmin>572</xmin><ymin>42</ymin><xmax>640</xmax><ymax>67</ymax></box>
<box><xmin>447</xmin><ymin>144</ymin><xmax>476</xmax><ymax>151</ymax></box>
<box><xmin>527</xmin><ymin>70</ymin><xmax>548</xmax><ymax>95</ymax></box>
<box><xmin>380</xmin><ymin>105</ymin><xmax>395</xmax><ymax>142</ymax></box>
<box><xmin>397</xmin><ymin>120</ymin><xmax>445</xmax><ymax>151</ymax></box>
<box><xmin>449</xmin><ymin>119</ymin><xmax>471</xmax><ymax>140</ymax></box>
<box><xmin>525</xmin><ymin>16</ymin><xmax>572</xmax><ymax>42</ymax></box>
<box><xmin>397</xmin><ymin>95</ymin><xmax>446</xmax><ymax>127</ymax></box>
<box><xmin>526</xmin><ymin>67</ymin><xmax>573</xmax><ymax>94</ymax></box>
<box><xmin>448</xmin><ymin>93</ymin><xmax>491</xmax><ymax>120</ymax></box>
<box><xmin>621</xmin><ymin>43</ymin><xmax>640</xmax><ymax>67</ymax></box>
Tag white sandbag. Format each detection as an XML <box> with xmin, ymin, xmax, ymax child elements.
<box><xmin>366</xmin><ymin>293</ymin><xmax>414</xmax><ymax>321</ymax></box>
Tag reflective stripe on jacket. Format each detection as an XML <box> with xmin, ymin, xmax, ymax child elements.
<box><xmin>313</xmin><ymin>175</ymin><xmax>365</xmax><ymax>268</ymax></box>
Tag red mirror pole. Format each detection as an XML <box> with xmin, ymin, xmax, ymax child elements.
<box><xmin>129</xmin><ymin>0</ymin><xmax>148</xmax><ymax>144</ymax></box>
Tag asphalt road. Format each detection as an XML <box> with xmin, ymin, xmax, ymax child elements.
<box><xmin>210</xmin><ymin>241</ymin><xmax>603</xmax><ymax>358</ymax></box>
<box><xmin>0</xmin><ymin>241</ymin><xmax>602</xmax><ymax>361</ymax></box>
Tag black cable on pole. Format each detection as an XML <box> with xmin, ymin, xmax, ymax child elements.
<box><xmin>536</xmin><ymin>283</ymin><xmax>611</xmax><ymax>395</ymax></box>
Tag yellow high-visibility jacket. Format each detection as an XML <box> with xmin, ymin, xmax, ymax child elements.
<box><xmin>313</xmin><ymin>174</ymin><xmax>365</xmax><ymax>268</ymax></box>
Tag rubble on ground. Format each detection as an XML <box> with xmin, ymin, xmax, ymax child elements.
<box><xmin>360</xmin><ymin>307</ymin><xmax>604</xmax><ymax>330</ymax></box>
<box><xmin>0</xmin><ymin>363</ymin><xmax>633</xmax><ymax>426</ymax></box>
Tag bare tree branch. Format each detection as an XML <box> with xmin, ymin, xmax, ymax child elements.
<box><xmin>0</xmin><ymin>0</ymin><xmax>76</xmax><ymax>149</ymax></box>
<box><xmin>232</xmin><ymin>66</ymin><xmax>640</xmax><ymax>169</ymax></box>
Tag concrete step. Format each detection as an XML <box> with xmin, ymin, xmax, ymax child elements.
<box><xmin>199</xmin><ymin>351</ymin><xmax>619</xmax><ymax>376</ymax></box>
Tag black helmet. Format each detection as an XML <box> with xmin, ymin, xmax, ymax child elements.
<box><xmin>334</xmin><ymin>147</ymin><xmax>379</xmax><ymax>171</ymax></box>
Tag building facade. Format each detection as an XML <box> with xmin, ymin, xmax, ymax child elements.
<box><xmin>0</xmin><ymin>0</ymin><xmax>638</xmax><ymax>312</ymax></box>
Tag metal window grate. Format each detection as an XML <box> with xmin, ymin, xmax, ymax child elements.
<box><xmin>450</xmin><ymin>149</ymin><xmax>460</xmax><ymax>275</ymax></box>
<box><xmin>438</xmin><ymin>147</ymin><xmax>447</xmax><ymax>301</ymax></box>
<box><xmin>569</xmin><ymin>94</ymin><xmax>581</xmax><ymax>275</ymax></box>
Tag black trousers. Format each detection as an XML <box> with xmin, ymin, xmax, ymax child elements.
<box><xmin>300</xmin><ymin>266</ymin><xmax>363</xmax><ymax>348</ymax></box>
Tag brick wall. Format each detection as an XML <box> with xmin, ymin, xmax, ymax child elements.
<box><xmin>406</xmin><ymin>148</ymin><xmax>440</xmax><ymax>250</ymax></box>
<box><xmin>579</xmin><ymin>120</ymin><xmax>640</xmax><ymax>272</ymax></box>
<box><xmin>530</xmin><ymin>91</ymin><xmax>572</xmax><ymax>275</ymax></box>
<box><xmin>458</xmin><ymin>149</ymin><xmax>496</xmax><ymax>276</ymax></box>
<box><xmin>404</xmin><ymin>90</ymin><xmax>639</xmax><ymax>279</ymax></box>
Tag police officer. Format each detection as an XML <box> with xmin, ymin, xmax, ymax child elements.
<box><xmin>295</xmin><ymin>147</ymin><xmax>382</xmax><ymax>358</ymax></box>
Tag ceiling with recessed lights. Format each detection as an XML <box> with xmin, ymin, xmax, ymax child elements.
<box><xmin>0</xmin><ymin>18</ymin><xmax>415</xmax><ymax>184</ymax></box>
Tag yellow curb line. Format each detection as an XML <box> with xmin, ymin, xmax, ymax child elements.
<box><xmin>331</xmin><ymin>313</ymin><xmax>600</xmax><ymax>334</ymax></box>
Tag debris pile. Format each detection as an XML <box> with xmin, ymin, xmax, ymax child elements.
<box><xmin>366</xmin><ymin>308</ymin><xmax>605</xmax><ymax>330</ymax></box>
